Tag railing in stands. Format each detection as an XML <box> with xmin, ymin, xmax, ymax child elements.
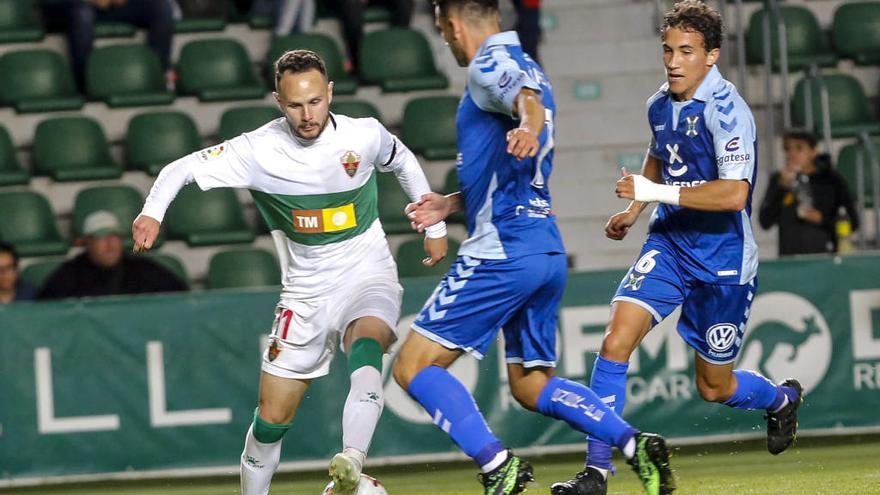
<box><xmin>853</xmin><ymin>133</ymin><xmax>880</xmax><ymax>248</ymax></box>
<box><xmin>760</xmin><ymin>0</ymin><xmax>791</xmax><ymax>172</ymax></box>
<box><xmin>802</xmin><ymin>63</ymin><xmax>834</xmax><ymax>154</ymax></box>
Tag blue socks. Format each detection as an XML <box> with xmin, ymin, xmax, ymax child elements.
<box><xmin>536</xmin><ymin>376</ymin><xmax>637</xmax><ymax>451</ymax></box>
<box><xmin>407</xmin><ymin>366</ymin><xmax>504</xmax><ymax>467</ymax></box>
<box><xmin>724</xmin><ymin>369</ymin><xmax>788</xmax><ymax>411</ymax></box>
<box><xmin>586</xmin><ymin>355</ymin><xmax>629</xmax><ymax>470</ymax></box>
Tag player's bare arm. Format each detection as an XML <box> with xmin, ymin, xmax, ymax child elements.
<box><xmin>405</xmin><ymin>192</ymin><xmax>464</xmax><ymax>232</ymax></box>
<box><xmin>507</xmin><ymin>88</ymin><xmax>544</xmax><ymax>159</ymax></box>
<box><xmin>422</xmin><ymin>236</ymin><xmax>448</xmax><ymax>267</ymax></box>
<box><xmin>606</xmin><ymin>154</ymin><xmax>661</xmax><ymax>240</ymax></box>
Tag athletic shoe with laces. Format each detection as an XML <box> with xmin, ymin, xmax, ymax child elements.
<box><xmin>627</xmin><ymin>432</ymin><xmax>675</xmax><ymax>495</ymax></box>
<box><xmin>766</xmin><ymin>378</ymin><xmax>804</xmax><ymax>455</ymax></box>
<box><xmin>477</xmin><ymin>452</ymin><xmax>534</xmax><ymax>495</ymax></box>
<box><xmin>328</xmin><ymin>451</ymin><xmax>362</xmax><ymax>495</ymax></box>
<box><xmin>550</xmin><ymin>465</ymin><xmax>607</xmax><ymax>495</ymax></box>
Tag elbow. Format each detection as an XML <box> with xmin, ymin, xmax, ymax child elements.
<box><xmin>724</xmin><ymin>186</ymin><xmax>749</xmax><ymax>212</ymax></box>
<box><xmin>728</xmin><ymin>195</ymin><xmax>748</xmax><ymax>212</ymax></box>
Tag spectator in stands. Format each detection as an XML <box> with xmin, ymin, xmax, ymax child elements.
<box><xmin>327</xmin><ymin>0</ymin><xmax>414</xmax><ymax>71</ymax></box>
<box><xmin>37</xmin><ymin>211</ymin><xmax>186</xmax><ymax>300</ymax></box>
<box><xmin>251</xmin><ymin>0</ymin><xmax>315</xmax><ymax>35</ymax></box>
<box><xmin>0</xmin><ymin>242</ymin><xmax>37</xmax><ymax>304</ymax></box>
<box><xmin>759</xmin><ymin>128</ymin><xmax>860</xmax><ymax>256</ymax></box>
<box><xmin>511</xmin><ymin>0</ymin><xmax>540</xmax><ymax>62</ymax></box>
<box><xmin>64</xmin><ymin>0</ymin><xmax>174</xmax><ymax>91</ymax></box>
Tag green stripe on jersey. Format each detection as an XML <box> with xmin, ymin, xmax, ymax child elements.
<box><xmin>251</xmin><ymin>172</ymin><xmax>379</xmax><ymax>246</ymax></box>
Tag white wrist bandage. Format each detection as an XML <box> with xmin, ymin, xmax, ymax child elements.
<box><xmin>424</xmin><ymin>221</ymin><xmax>447</xmax><ymax>239</ymax></box>
<box><xmin>632</xmin><ymin>174</ymin><xmax>681</xmax><ymax>206</ymax></box>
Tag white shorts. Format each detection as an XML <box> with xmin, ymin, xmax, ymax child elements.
<box><xmin>261</xmin><ymin>275</ymin><xmax>403</xmax><ymax>380</ymax></box>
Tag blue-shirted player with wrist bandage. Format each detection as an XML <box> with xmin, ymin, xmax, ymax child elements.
<box><xmin>550</xmin><ymin>3</ymin><xmax>804</xmax><ymax>495</ymax></box>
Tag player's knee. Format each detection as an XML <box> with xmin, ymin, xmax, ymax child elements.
<box><xmin>256</xmin><ymin>400</ymin><xmax>294</xmax><ymax>425</ymax></box>
<box><xmin>600</xmin><ymin>329</ymin><xmax>637</xmax><ymax>361</ymax></box>
<box><xmin>510</xmin><ymin>383</ymin><xmax>540</xmax><ymax>411</ymax></box>
<box><xmin>392</xmin><ymin>357</ymin><xmax>419</xmax><ymax>390</ymax></box>
<box><xmin>696</xmin><ymin>380</ymin><xmax>733</xmax><ymax>403</ymax></box>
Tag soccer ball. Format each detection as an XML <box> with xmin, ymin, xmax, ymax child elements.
<box><xmin>322</xmin><ymin>474</ymin><xmax>388</xmax><ymax>495</ymax></box>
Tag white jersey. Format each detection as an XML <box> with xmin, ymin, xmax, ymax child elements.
<box><xmin>141</xmin><ymin>114</ymin><xmax>432</xmax><ymax>304</ymax></box>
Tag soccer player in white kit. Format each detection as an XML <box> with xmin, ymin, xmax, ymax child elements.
<box><xmin>132</xmin><ymin>50</ymin><xmax>448</xmax><ymax>495</ymax></box>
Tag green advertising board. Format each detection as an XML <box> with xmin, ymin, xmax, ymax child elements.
<box><xmin>1</xmin><ymin>255</ymin><xmax>879</xmax><ymax>484</ymax></box>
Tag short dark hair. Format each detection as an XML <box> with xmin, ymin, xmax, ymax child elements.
<box><xmin>274</xmin><ymin>50</ymin><xmax>327</xmax><ymax>88</ymax></box>
<box><xmin>433</xmin><ymin>0</ymin><xmax>498</xmax><ymax>18</ymax></box>
<box><xmin>783</xmin><ymin>128</ymin><xmax>819</xmax><ymax>149</ymax></box>
<box><xmin>662</xmin><ymin>0</ymin><xmax>723</xmax><ymax>51</ymax></box>
<box><xmin>0</xmin><ymin>242</ymin><xmax>19</xmax><ymax>268</ymax></box>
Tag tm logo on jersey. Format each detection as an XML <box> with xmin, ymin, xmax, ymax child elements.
<box><xmin>666</xmin><ymin>143</ymin><xmax>688</xmax><ymax>177</ymax></box>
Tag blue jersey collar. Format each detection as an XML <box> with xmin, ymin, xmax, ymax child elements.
<box><xmin>476</xmin><ymin>31</ymin><xmax>521</xmax><ymax>57</ymax></box>
<box><xmin>659</xmin><ymin>65</ymin><xmax>723</xmax><ymax>102</ymax></box>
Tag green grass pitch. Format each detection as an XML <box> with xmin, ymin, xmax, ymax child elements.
<box><xmin>3</xmin><ymin>436</ymin><xmax>880</xmax><ymax>494</ymax></box>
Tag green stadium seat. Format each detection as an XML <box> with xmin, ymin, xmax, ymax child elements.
<box><xmin>838</xmin><ymin>140</ymin><xmax>880</xmax><ymax>208</ymax></box>
<box><xmin>402</xmin><ymin>96</ymin><xmax>458</xmax><ymax>160</ymax></box>
<box><xmin>746</xmin><ymin>6</ymin><xmax>837</xmax><ymax>72</ymax></box>
<box><xmin>330</xmin><ymin>100</ymin><xmax>383</xmax><ymax>122</ymax></box>
<box><xmin>86</xmin><ymin>44</ymin><xmax>174</xmax><ymax>107</ymax></box>
<box><xmin>377</xmin><ymin>171</ymin><xmax>413</xmax><ymax>235</ymax></box>
<box><xmin>72</xmin><ymin>185</ymin><xmax>152</xmax><ymax>249</ymax></box>
<box><xmin>218</xmin><ymin>105</ymin><xmax>282</xmax><ymax>141</ymax></box>
<box><xmin>833</xmin><ymin>2</ymin><xmax>880</xmax><ymax>66</ymax></box>
<box><xmin>144</xmin><ymin>252</ymin><xmax>189</xmax><ymax>288</ymax></box>
<box><xmin>792</xmin><ymin>74</ymin><xmax>880</xmax><ymax>139</ymax></box>
<box><xmin>0</xmin><ymin>191</ymin><xmax>68</xmax><ymax>257</ymax></box>
<box><xmin>175</xmin><ymin>17</ymin><xmax>227</xmax><ymax>33</ymax></box>
<box><xmin>0</xmin><ymin>49</ymin><xmax>84</xmax><ymax>113</ymax></box>
<box><xmin>164</xmin><ymin>183</ymin><xmax>255</xmax><ymax>246</ymax></box>
<box><xmin>442</xmin><ymin>168</ymin><xmax>466</xmax><ymax>225</ymax></box>
<box><xmin>19</xmin><ymin>258</ymin><xmax>64</xmax><ymax>289</ymax></box>
<box><xmin>248</xmin><ymin>14</ymin><xmax>272</xmax><ymax>30</ymax></box>
<box><xmin>364</xmin><ymin>5</ymin><xmax>391</xmax><ymax>23</ymax></box>
<box><xmin>33</xmin><ymin>116</ymin><xmax>121</xmax><ymax>182</ymax></box>
<box><xmin>267</xmin><ymin>33</ymin><xmax>357</xmax><ymax>95</ymax></box>
<box><xmin>0</xmin><ymin>125</ymin><xmax>28</xmax><ymax>186</ymax></box>
<box><xmin>0</xmin><ymin>0</ymin><xmax>44</xmax><ymax>43</ymax></box>
<box><xmin>207</xmin><ymin>248</ymin><xmax>281</xmax><ymax>289</ymax></box>
<box><xmin>395</xmin><ymin>236</ymin><xmax>460</xmax><ymax>279</ymax></box>
<box><xmin>359</xmin><ymin>28</ymin><xmax>449</xmax><ymax>93</ymax></box>
<box><xmin>177</xmin><ymin>39</ymin><xmax>264</xmax><ymax>102</ymax></box>
<box><xmin>126</xmin><ymin>111</ymin><xmax>202</xmax><ymax>176</ymax></box>
<box><xmin>94</xmin><ymin>21</ymin><xmax>136</xmax><ymax>38</ymax></box>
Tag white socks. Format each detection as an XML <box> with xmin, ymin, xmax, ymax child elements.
<box><xmin>622</xmin><ymin>437</ymin><xmax>636</xmax><ymax>459</ymax></box>
<box><xmin>240</xmin><ymin>423</ymin><xmax>282</xmax><ymax>495</ymax></box>
<box><xmin>342</xmin><ymin>365</ymin><xmax>384</xmax><ymax>455</ymax></box>
<box><xmin>481</xmin><ymin>450</ymin><xmax>510</xmax><ymax>473</ymax></box>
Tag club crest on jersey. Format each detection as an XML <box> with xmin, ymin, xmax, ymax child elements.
<box><xmin>685</xmin><ymin>115</ymin><xmax>700</xmax><ymax>137</ymax></box>
<box><xmin>340</xmin><ymin>150</ymin><xmax>361</xmax><ymax>178</ymax></box>
<box><xmin>268</xmin><ymin>339</ymin><xmax>281</xmax><ymax>362</ymax></box>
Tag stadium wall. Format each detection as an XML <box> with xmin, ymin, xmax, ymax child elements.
<box><xmin>2</xmin><ymin>254</ymin><xmax>880</xmax><ymax>486</ymax></box>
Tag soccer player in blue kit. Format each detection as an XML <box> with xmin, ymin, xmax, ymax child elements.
<box><xmin>551</xmin><ymin>3</ymin><xmax>804</xmax><ymax>495</ymax></box>
<box><xmin>394</xmin><ymin>1</ymin><xmax>674</xmax><ymax>494</ymax></box>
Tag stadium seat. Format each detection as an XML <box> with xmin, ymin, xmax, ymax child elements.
<box><xmin>86</xmin><ymin>44</ymin><xmax>174</xmax><ymax>107</ymax></box>
<box><xmin>177</xmin><ymin>39</ymin><xmax>264</xmax><ymax>102</ymax></box>
<box><xmin>442</xmin><ymin>168</ymin><xmax>466</xmax><ymax>225</ymax></box>
<box><xmin>792</xmin><ymin>74</ymin><xmax>880</xmax><ymax>139</ymax></box>
<box><xmin>206</xmin><ymin>248</ymin><xmax>281</xmax><ymax>289</ymax></box>
<box><xmin>837</xmin><ymin>140</ymin><xmax>880</xmax><ymax>208</ymax></box>
<box><xmin>267</xmin><ymin>33</ymin><xmax>357</xmax><ymax>95</ymax></box>
<box><xmin>833</xmin><ymin>2</ymin><xmax>880</xmax><ymax>66</ymax></box>
<box><xmin>94</xmin><ymin>21</ymin><xmax>136</xmax><ymax>38</ymax></box>
<box><xmin>0</xmin><ymin>0</ymin><xmax>44</xmax><ymax>43</ymax></box>
<box><xmin>164</xmin><ymin>184</ymin><xmax>255</xmax><ymax>246</ymax></box>
<box><xmin>0</xmin><ymin>191</ymin><xmax>68</xmax><ymax>257</ymax></box>
<box><xmin>126</xmin><ymin>111</ymin><xmax>202</xmax><ymax>176</ymax></box>
<box><xmin>72</xmin><ymin>185</ymin><xmax>152</xmax><ymax>248</ymax></box>
<box><xmin>395</xmin><ymin>236</ymin><xmax>460</xmax><ymax>279</ymax></box>
<box><xmin>402</xmin><ymin>96</ymin><xmax>458</xmax><ymax>160</ymax></box>
<box><xmin>34</xmin><ymin>116</ymin><xmax>122</xmax><ymax>181</ymax></box>
<box><xmin>144</xmin><ymin>252</ymin><xmax>189</xmax><ymax>287</ymax></box>
<box><xmin>175</xmin><ymin>17</ymin><xmax>227</xmax><ymax>33</ymax></box>
<box><xmin>218</xmin><ymin>106</ymin><xmax>282</xmax><ymax>141</ymax></box>
<box><xmin>0</xmin><ymin>125</ymin><xmax>27</xmax><ymax>186</ymax></box>
<box><xmin>364</xmin><ymin>5</ymin><xmax>391</xmax><ymax>23</ymax></box>
<box><xmin>0</xmin><ymin>49</ymin><xmax>84</xmax><ymax>113</ymax></box>
<box><xmin>19</xmin><ymin>258</ymin><xmax>63</xmax><ymax>289</ymax></box>
<box><xmin>359</xmin><ymin>28</ymin><xmax>449</xmax><ymax>92</ymax></box>
<box><xmin>330</xmin><ymin>100</ymin><xmax>383</xmax><ymax>122</ymax></box>
<box><xmin>746</xmin><ymin>6</ymin><xmax>837</xmax><ymax>72</ymax></box>
<box><xmin>377</xmin><ymin>171</ymin><xmax>413</xmax><ymax>235</ymax></box>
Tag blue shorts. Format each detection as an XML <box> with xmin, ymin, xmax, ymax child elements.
<box><xmin>613</xmin><ymin>240</ymin><xmax>757</xmax><ymax>365</ymax></box>
<box><xmin>413</xmin><ymin>253</ymin><xmax>567</xmax><ymax>367</ymax></box>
